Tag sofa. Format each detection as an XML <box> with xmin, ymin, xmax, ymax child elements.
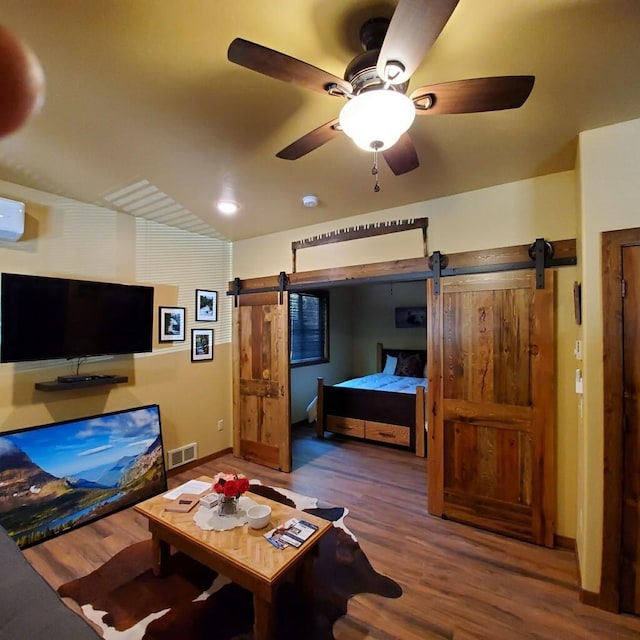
<box><xmin>0</xmin><ymin>524</ymin><xmax>101</xmax><ymax>639</ymax></box>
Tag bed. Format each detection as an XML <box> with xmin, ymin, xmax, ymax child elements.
<box><xmin>314</xmin><ymin>343</ymin><xmax>427</xmax><ymax>457</ymax></box>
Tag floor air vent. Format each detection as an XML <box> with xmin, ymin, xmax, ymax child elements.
<box><xmin>167</xmin><ymin>442</ymin><xmax>198</xmax><ymax>470</ymax></box>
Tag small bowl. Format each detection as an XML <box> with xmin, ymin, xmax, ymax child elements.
<box><xmin>247</xmin><ymin>504</ymin><xmax>272</xmax><ymax>529</ymax></box>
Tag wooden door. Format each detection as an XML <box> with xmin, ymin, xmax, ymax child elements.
<box><xmin>621</xmin><ymin>244</ymin><xmax>640</xmax><ymax>613</ymax></box>
<box><xmin>427</xmin><ymin>270</ymin><xmax>556</xmax><ymax>546</ymax></box>
<box><xmin>233</xmin><ymin>291</ymin><xmax>291</xmax><ymax>472</ymax></box>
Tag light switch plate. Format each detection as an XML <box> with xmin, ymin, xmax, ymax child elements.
<box><xmin>574</xmin><ymin>340</ymin><xmax>583</xmax><ymax>361</ymax></box>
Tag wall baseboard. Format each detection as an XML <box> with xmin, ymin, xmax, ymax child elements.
<box><xmin>573</xmin><ymin>535</ymin><xmax>606</xmax><ymax>609</ymax></box>
<box><xmin>579</xmin><ymin>588</ymin><xmax>601</xmax><ymax>607</ymax></box>
<box><xmin>166</xmin><ymin>448</ymin><xmax>232</xmax><ymax>477</ymax></box>
<box><xmin>554</xmin><ymin>534</ymin><xmax>575</xmax><ymax>550</ymax></box>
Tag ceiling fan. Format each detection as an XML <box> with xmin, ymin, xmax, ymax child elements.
<box><xmin>227</xmin><ymin>0</ymin><xmax>534</xmax><ymax>181</ymax></box>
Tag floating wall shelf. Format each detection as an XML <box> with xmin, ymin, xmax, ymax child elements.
<box><xmin>34</xmin><ymin>376</ymin><xmax>128</xmax><ymax>392</ymax></box>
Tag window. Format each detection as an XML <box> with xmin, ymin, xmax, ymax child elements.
<box><xmin>289</xmin><ymin>291</ymin><xmax>328</xmax><ymax>366</ymax></box>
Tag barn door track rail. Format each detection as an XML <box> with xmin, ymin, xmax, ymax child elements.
<box><xmin>229</xmin><ymin>237</ymin><xmax>577</xmax><ymax>303</ymax></box>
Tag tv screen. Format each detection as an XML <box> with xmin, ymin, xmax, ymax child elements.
<box><xmin>0</xmin><ymin>404</ymin><xmax>167</xmax><ymax>548</ymax></box>
<box><xmin>0</xmin><ymin>272</ymin><xmax>154</xmax><ymax>363</ymax></box>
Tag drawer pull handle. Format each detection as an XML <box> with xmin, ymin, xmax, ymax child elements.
<box><xmin>378</xmin><ymin>431</ymin><xmax>395</xmax><ymax>438</ymax></box>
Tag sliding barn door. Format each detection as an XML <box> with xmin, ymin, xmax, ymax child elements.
<box><xmin>233</xmin><ymin>292</ymin><xmax>291</xmax><ymax>472</ymax></box>
<box><xmin>427</xmin><ymin>270</ymin><xmax>555</xmax><ymax>546</ymax></box>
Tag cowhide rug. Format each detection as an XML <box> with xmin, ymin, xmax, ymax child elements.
<box><xmin>58</xmin><ymin>483</ymin><xmax>402</xmax><ymax>639</ymax></box>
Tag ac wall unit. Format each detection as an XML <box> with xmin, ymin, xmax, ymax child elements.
<box><xmin>0</xmin><ymin>197</ymin><xmax>25</xmax><ymax>242</ymax></box>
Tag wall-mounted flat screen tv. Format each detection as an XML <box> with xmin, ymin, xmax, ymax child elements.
<box><xmin>0</xmin><ymin>404</ymin><xmax>167</xmax><ymax>548</ymax></box>
<box><xmin>0</xmin><ymin>272</ymin><xmax>154</xmax><ymax>363</ymax></box>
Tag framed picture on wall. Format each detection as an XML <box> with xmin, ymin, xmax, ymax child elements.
<box><xmin>195</xmin><ymin>289</ymin><xmax>217</xmax><ymax>322</ymax></box>
<box><xmin>191</xmin><ymin>328</ymin><xmax>214</xmax><ymax>361</ymax></box>
<box><xmin>395</xmin><ymin>307</ymin><xmax>427</xmax><ymax>329</ymax></box>
<box><xmin>158</xmin><ymin>306</ymin><xmax>186</xmax><ymax>342</ymax></box>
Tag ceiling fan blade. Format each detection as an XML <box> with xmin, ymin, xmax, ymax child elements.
<box><xmin>276</xmin><ymin>118</ymin><xmax>342</xmax><ymax>160</ymax></box>
<box><xmin>411</xmin><ymin>76</ymin><xmax>535</xmax><ymax>114</ymax></box>
<box><xmin>228</xmin><ymin>38</ymin><xmax>352</xmax><ymax>96</ymax></box>
<box><xmin>376</xmin><ymin>0</ymin><xmax>460</xmax><ymax>86</ymax></box>
<box><xmin>382</xmin><ymin>132</ymin><xmax>420</xmax><ymax>175</ymax></box>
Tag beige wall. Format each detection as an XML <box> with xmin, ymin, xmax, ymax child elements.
<box><xmin>577</xmin><ymin>116</ymin><xmax>640</xmax><ymax>592</ymax></box>
<box><xmin>0</xmin><ymin>180</ymin><xmax>233</xmax><ymax>465</ymax></box>
<box><xmin>351</xmin><ymin>281</ymin><xmax>427</xmax><ymax>377</ymax></box>
<box><xmin>233</xmin><ymin>171</ymin><xmax>577</xmax><ymax>278</ymax></box>
<box><xmin>233</xmin><ymin>170</ymin><xmax>580</xmax><ymax>540</ymax></box>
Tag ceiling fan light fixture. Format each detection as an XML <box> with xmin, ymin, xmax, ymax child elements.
<box><xmin>339</xmin><ymin>90</ymin><xmax>415</xmax><ymax>152</ymax></box>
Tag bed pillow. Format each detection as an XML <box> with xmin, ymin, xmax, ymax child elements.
<box><xmin>382</xmin><ymin>355</ymin><xmax>398</xmax><ymax>375</ymax></box>
<box><xmin>395</xmin><ymin>352</ymin><xmax>424</xmax><ymax>377</ymax></box>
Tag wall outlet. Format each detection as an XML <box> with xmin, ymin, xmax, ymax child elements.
<box><xmin>217</xmin><ymin>419</ymin><xmax>224</xmax><ymax>431</ymax></box>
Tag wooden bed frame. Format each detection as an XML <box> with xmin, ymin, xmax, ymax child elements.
<box><xmin>315</xmin><ymin>343</ymin><xmax>426</xmax><ymax>457</ymax></box>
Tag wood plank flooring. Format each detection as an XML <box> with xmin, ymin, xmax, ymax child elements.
<box><xmin>23</xmin><ymin>425</ymin><xmax>640</xmax><ymax>639</ymax></box>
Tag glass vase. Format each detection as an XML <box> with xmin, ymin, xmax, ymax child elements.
<box><xmin>218</xmin><ymin>495</ymin><xmax>239</xmax><ymax>516</ymax></box>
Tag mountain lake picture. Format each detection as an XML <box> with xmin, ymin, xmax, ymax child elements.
<box><xmin>0</xmin><ymin>405</ymin><xmax>166</xmax><ymax>548</ymax></box>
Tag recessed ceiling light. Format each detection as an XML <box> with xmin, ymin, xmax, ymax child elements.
<box><xmin>217</xmin><ymin>200</ymin><xmax>238</xmax><ymax>215</ymax></box>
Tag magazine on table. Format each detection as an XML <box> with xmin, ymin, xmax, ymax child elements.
<box><xmin>263</xmin><ymin>517</ymin><xmax>319</xmax><ymax>550</ymax></box>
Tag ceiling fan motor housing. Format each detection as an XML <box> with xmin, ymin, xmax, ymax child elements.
<box><xmin>344</xmin><ymin>49</ymin><xmax>409</xmax><ymax>96</ymax></box>
<box><xmin>359</xmin><ymin>17</ymin><xmax>389</xmax><ymax>52</ymax></box>
<box><xmin>344</xmin><ymin>18</ymin><xmax>409</xmax><ymax>96</ymax></box>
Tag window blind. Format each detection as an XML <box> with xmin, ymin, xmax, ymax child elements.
<box><xmin>289</xmin><ymin>292</ymin><xmax>327</xmax><ymax>364</ymax></box>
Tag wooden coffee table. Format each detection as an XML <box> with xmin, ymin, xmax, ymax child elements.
<box><xmin>134</xmin><ymin>475</ymin><xmax>333</xmax><ymax>640</ymax></box>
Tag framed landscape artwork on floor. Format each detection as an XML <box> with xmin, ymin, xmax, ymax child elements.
<box><xmin>0</xmin><ymin>405</ymin><xmax>167</xmax><ymax>549</ymax></box>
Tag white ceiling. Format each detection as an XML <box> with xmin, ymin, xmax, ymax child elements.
<box><xmin>1</xmin><ymin>0</ymin><xmax>639</xmax><ymax>241</ymax></box>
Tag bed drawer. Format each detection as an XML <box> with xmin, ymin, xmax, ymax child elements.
<box><xmin>365</xmin><ymin>421</ymin><xmax>411</xmax><ymax>447</ymax></box>
<box><xmin>326</xmin><ymin>415</ymin><xmax>365</xmax><ymax>438</ymax></box>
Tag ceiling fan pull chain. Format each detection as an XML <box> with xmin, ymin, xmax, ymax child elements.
<box><xmin>372</xmin><ymin>149</ymin><xmax>381</xmax><ymax>192</ymax></box>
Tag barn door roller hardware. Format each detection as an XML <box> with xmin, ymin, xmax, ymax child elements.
<box><xmin>428</xmin><ymin>251</ymin><xmax>449</xmax><ymax>295</ymax></box>
<box><xmin>278</xmin><ymin>271</ymin><xmax>288</xmax><ymax>305</ymax></box>
<box><xmin>230</xmin><ymin>273</ymin><xmax>289</xmax><ymax>306</ymax></box>
<box><xmin>232</xmin><ymin>277</ymin><xmax>241</xmax><ymax>307</ymax></box>
<box><xmin>528</xmin><ymin>238</ymin><xmax>554</xmax><ymax>289</ymax></box>
<box><xmin>426</xmin><ymin>238</ymin><xmax>568</xmax><ymax>294</ymax></box>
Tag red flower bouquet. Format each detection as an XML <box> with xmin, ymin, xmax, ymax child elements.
<box><xmin>213</xmin><ymin>472</ymin><xmax>250</xmax><ymax>498</ymax></box>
